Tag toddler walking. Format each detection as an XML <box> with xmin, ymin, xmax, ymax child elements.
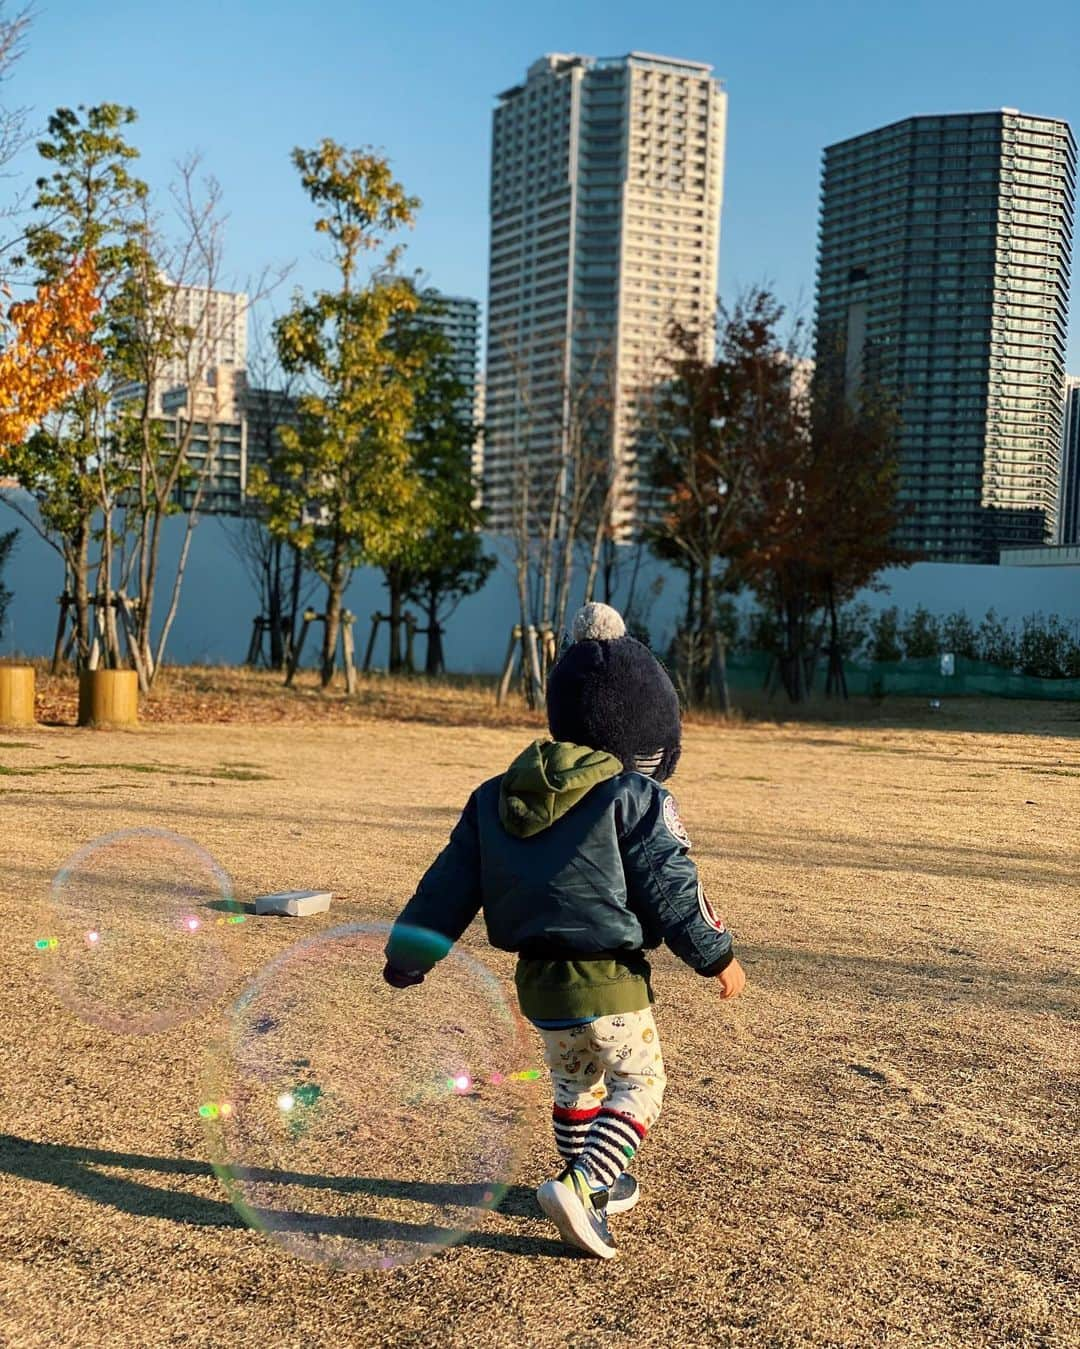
<box><xmin>383</xmin><ymin>603</ymin><xmax>745</xmax><ymax>1258</ymax></box>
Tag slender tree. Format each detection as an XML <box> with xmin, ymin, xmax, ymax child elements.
<box><xmin>3</xmin><ymin>104</ymin><xmax>148</xmax><ymax>668</ymax></box>
<box><xmin>646</xmin><ymin>294</ymin><xmax>797</xmax><ymax>709</ymax></box>
<box><xmin>250</xmin><ymin>142</ymin><xmax>429</xmax><ymax>687</ymax></box>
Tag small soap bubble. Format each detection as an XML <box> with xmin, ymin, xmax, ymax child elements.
<box><xmin>39</xmin><ymin>828</ymin><xmax>240</xmax><ymax>1035</ymax></box>
<box><xmin>202</xmin><ymin>922</ymin><xmax>531</xmax><ymax>1272</ymax></box>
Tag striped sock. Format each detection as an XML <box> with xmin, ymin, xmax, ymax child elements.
<box><xmin>579</xmin><ymin>1109</ymin><xmax>648</xmax><ymax>1189</ymax></box>
<box><xmin>552</xmin><ymin>1105</ymin><xmax>600</xmax><ymax>1163</ymax></box>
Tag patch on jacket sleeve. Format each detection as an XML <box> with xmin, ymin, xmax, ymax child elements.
<box><xmin>661</xmin><ymin>794</ymin><xmax>691</xmax><ymax>849</ymax></box>
<box><xmin>697</xmin><ymin>883</ymin><xmax>726</xmax><ymax>933</ymax></box>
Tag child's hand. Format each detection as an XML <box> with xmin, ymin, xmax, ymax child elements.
<box><xmin>716</xmin><ymin>957</ymin><xmax>745</xmax><ymax>1001</ymax></box>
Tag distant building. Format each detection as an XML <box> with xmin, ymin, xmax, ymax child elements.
<box><xmin>115</xmin><ymin>278</ymin><xmax>248</xmax><ymax>415</ymax></box>
<box><xmin>816</xmin><ymin>110</ymin><xmax>1077</xmax><ymax>563</ymax></box>
<box><xmin>1060</xmin><ymin>375</ymin><xmax>1080</xmax><ymax>544</ymax></box>
<box><xmin>483</xmin><ymin>51</ymin><xmax>727</xmax><ymax>536</ymax></box>
<box><xmin>418</xmin><ymin>290</ymin><xmax>481</xmax><ymax>428</ymax></box>
<box><xmin>999</xmin><ymin>543</ymin><xmax>1080</xmax><ymax>565</ymax></box>
<box><xmin>161</xmin><ymin>367</ymin><xmax>297</xmax><ymax>516</ymax></box>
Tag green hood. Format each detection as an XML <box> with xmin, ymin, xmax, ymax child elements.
<box><xmin>498</xmin><ymin>740</ymin><xmax>622</xmax><ymax>838</ymax></box>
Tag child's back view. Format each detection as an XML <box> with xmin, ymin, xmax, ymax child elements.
<box><xmin>384</xmin><ymin>603</ymin><xmax>745</xmax><ymax>1258</ymax></box>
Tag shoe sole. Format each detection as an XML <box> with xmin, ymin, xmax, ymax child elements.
<box><xmin>536</xmin><ymin>1180</ymin><xmax>618</xmax><ymax>1259</ymax></box>
<box><xmin>607</xmin><ymin>1187</ymin><xmax>640</xmax><ymax>1216</ymax></box>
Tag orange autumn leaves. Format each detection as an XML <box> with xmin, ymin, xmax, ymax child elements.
<box><xmin>0</xmin><ymin>254</ymin><xmax>102</xmax><ymax>457</ymax></box>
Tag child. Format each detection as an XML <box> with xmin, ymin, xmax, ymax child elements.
<box><xmin>383</xmin><ymin>602</ymin><xmax>745</xmax><ymax>1259</ymax></box>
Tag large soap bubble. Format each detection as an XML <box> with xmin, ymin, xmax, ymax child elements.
<box><xmin>36</xmin><ymin>827</ymin><xmax>242</xmax><ymax>1035</ymax></box>
<box><xmin>200</xmin><ymin>922</ymin><xmax>537</xmax><ymax>1272</ymax></box>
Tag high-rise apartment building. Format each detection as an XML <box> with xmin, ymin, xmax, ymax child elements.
<box><xmin>161</xmin><ymin>367</ymin><xmax>298</xmax><ymax>516</ymax></box>
<box><xmin>484</xmin><ymin>52</ymin><xmax>726</xmax><ymax>534</ymax></box>
<box><xmin>115</xmin><ymin>279</ymin><xmax>248</xmax><ymax>414</ymax></box>
<box><xmin>420</xmin><ymin>291</ymin><xmax>481</xmax><ymax>420</ymax></box>
<box><xmin>1060</xmin><ymin>374</ymin><xmax>1080</xmax><ymax>544</ymax></box>
<box><xmin>415</xmin><ymin>289</ymin><xmax>482</xmax><ymax>449</ymax></box>
<box><xmin>816</xmin><ymin>111</ymin><xmax>1076</xmax><ymax>563</ymax></box>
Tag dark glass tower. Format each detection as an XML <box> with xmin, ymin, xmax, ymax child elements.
<box><xmin>815</xmin><ymin>111</ymin><xmax>1076</xmax><ymax>563</ymax></box>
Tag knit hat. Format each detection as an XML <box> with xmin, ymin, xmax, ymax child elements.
<box><xmin>545</xmin><ymin>602</ymin><xmax>682</xmax><ymax>782</ymax></box>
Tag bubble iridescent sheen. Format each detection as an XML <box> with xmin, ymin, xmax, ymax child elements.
<box><xmin>201</xmin><ymin>922</ymin><xmax>534</xmax><ymax>1272</ymax></box>
<box><xmin>39</xmin><ymin>828</ymin><xmax>240</xmax><ymax>1035</ymax></box>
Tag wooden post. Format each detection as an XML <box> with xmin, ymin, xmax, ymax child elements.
<box><xmin>78</xmin><ymin>669</ymin><xmax>138</xmax><ymax>727</ymax></box>
<box><xmin>285</xmin><ymin>608</ymin><xmax>316</xmax><ymax>686</ymax></box>
<box><xmin>0</xmin><ymin>666</ymin><xmax>35</xmax><ymax>726</ymax></box>
<box><xmin>496</xmin><ymin>625</ymin><xmax>521</xmax><ymax>705</ymax></box>
<box><xmin>245</xmin><ymin>617</ymin><xmax>262</xmax><ymax>667</ymax></box>
<box><xmin>362</xmin><ymin>612</ymin><xmax>384</xmax><ymax>674</ymax></box>
<box><xmin>115</xmin><ymin>594</ymin><xmax>150</xmax><ymax>696</ymax></box>
<box><xmin>341</xmin><ymin>610</ymin><xmax>358</xmax><ymax>694</ymax></box>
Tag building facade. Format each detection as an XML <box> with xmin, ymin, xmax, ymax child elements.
<box><xmin>1059</xmin><ymin>375</ymin><xmax>1080</xmax><ymax>545</ymax></box>
<box><xmin>419</xmin><ymin>290</ymin><xmax>481</xmax><ymax>425</ymax></box>
<box><xmin>816</xmin><ymin>110</ymin><xmax>1077</xmax><ymax>563</ymax></box>
<box><xmin>483</xmin><ymin>51</ymin><xmax>726</xmax><ymax>535</ymax></box>
<box><xmin>115</xmin><ymin>279</ymin><xmax>248</xmax><ymax>415</ymax></box>
<box><xmin>161</xmin><ymin>367</ymin><xmax>298</xmax><ymax>516</ymax></box>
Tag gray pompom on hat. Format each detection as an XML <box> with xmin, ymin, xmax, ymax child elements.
<box><xmin>546</xmin><ymin>602</ymin><xmax>682</xmax><ymax>781</ymax></box>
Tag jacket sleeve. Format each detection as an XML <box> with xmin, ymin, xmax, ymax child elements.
<box><xmin>385</xmin><ymin>791</ymin><xmax>483</xmax><ymax>975</ymax></box>
<box><xmin>619</xmin><ymin>785</ymin><xmax>734</xmax><ymax>976</ymax></box>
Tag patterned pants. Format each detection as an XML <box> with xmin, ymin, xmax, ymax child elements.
<box><xmin>534</xmin><ymin>1007</ymin><xmax>666</xmax><ymax>1189</ymax></box>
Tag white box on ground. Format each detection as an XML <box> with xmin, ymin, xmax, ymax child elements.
<box><xmin>254</xmin><ymin>890</ymin><xmax>333</xmax><ymax>917</ymax></box>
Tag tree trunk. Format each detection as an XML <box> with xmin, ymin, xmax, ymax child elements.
<box><xmin>288</xmin><ymin>543</ymin><xmax>303</xmax><ymax>663</ymax></box>
<box><xmin>602</xmin><ymin>536</ymin><xmax>616</xmax><ymax>605</ymax></box>
<box><xmin>387</xmin><ymin>567</ymin><xmax>403</xmax><ymax>673</ymax></box>
<box><xmin>268</xmin><ymin>538</ymin><xmax>285</xmax><ymax>670</ymax></box>
<box><xmin>72</xmin><ymin>523</ymin><xmax>91</xmax><ymax>670</ymax></box>
<box><xmin>424</xmin><ymin>584</ymin><xmax>444</xmax><ymax>675</ymax></box>
<box><xmin>824</xmin><ymin>581</ymin><xmax>846</xmax><ymax>700</ymax></box>
<box><xmin>684</xmin><ymin>559</ymin><xmax>697</xmax><ymax>632</ymax></box>
<box><xmin>782</xmin><ymin>593</ymin><xmax>809</xmax><ymax>704</ymax></box>
<box><xmin>695</xmin><ymin>563</ymin><xmax>716</xmax><ymax>707</ymax></box>
<box><xmin>321</xmin><ymin>546</ymin><xmax>348</xmax><ymax>689</ymax></box>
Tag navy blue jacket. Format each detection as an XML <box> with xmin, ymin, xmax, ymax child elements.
<box><xmin>389</xmin><ymin>771</ymin><xmax>733</xmax><ymax>978</ymax></box>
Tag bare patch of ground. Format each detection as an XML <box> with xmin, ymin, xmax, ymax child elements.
<box><xmin>0</xmin><ymin>706</ymin><xmax>1076</xmax><ymax>1347</ymax></box>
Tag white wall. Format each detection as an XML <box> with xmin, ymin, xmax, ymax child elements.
<box><xmin>1</xmin><ymin>499</ymin><xmax>1078</xmax><ymax>671</ymax></box>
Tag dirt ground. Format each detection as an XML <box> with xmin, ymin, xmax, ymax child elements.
<box><xmin>0</xmin><ymin>685</ymin><xmax>1077</xmax><ymax>1348</ymax></box>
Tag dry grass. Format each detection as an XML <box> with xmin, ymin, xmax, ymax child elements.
<box><xmin>0</xmin><ymin>695</ymin><xmax>1077</xmax><ymax>1347</ymax></box>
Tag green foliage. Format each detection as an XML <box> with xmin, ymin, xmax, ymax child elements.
<box><xmin>976</xmin><ymin>608</ymin><xmax>1018</xmax><ymax>670</ymax></box>
<box><xmin>900</xmin><ymin>604</ymin><xmax>941</xmax><ymax>659</ymax></box>
<box><xmin>869</xmin><ymin>606</ymin><xmax>902</xmax><ymax>663</ymax></box>
<box><xmin>17</xmin><ymin>104</ymin><xmax>147</xmax><ymax>280</ymax></box>
<box><xmin>715</xmin><ymin>596</ymin><xmax>740</xmax><ymax>648</ymax></box>
<box><xmin>0</xmin><ymin>528</ymin><xmax>16</xmax><ymax>638</ymax></box>
<box><xmin>744</xmin><ymin>605</ymin><xmax>782</xmax><ymax>655</ymax></box>
<box><xmin>250</xmin><ymin>144</ymin><xmax>429</xmax><ymax>587</ymax></box>
<box><xmin>836</xmin><ymin>602</ymin><xmax>872</xmax><ymax>660</ymax></box>
<box><xmin>1016</xmin><ymin>613</ymin><xmax>1080</xmax><ymax>679</ymax></box>
<box><xmin>4</xmin><ymin>106</ymin><xmax>150</xmax><ymax>666</ymax></box>
<box><xmin>940</xmin><ymin>610</ymin><xmax>979</xmax><ymax>660</ymax></box>
<box><xmin>8</xmin><ymin>105</ymin><xmax>149</xmax><ymax>524</ymax></box>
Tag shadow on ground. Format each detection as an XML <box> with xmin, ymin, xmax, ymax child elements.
<box><xmin>0</xmin><ymin>1134</ymin><xmax>569</xmax><ymax>1260</ymax></box>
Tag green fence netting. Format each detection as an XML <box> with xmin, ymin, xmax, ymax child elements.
<box><xmin>724</xmin><ymin>651</ymin><xmax>1080</xmax><ymax>701</ymax></box>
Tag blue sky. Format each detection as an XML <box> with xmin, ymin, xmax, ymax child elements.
<box><xmin>8</xmin><ymin>0</ymin><xmax>1080</xmax><ymax>365</ymax></box>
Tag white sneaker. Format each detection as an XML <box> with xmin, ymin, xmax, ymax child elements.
<box><xmin>536</xmin><ymin>1168</ymin><xmax>618</xmax><ymax>1259</ymax></box>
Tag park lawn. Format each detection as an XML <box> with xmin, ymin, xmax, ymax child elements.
<box><xmin>0</xmin><ymin>701</ymin><xmax>1076</xmax><ymax>1348</ymax></box>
